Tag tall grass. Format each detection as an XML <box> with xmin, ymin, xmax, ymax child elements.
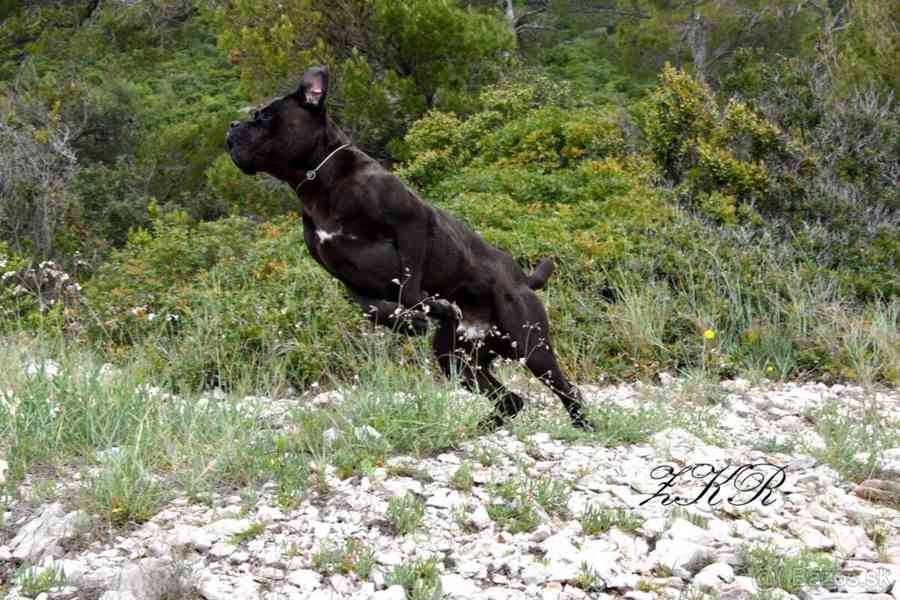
<box><xmin>0</xmin><ymin>330</ymin><xmax>487</xmax><ymax>523</ymax></box>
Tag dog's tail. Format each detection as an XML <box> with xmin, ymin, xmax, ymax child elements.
<box><xmin>527</xmin><ymin>257</ymin><xmax>555</xmax><ymax>290</ymax></box>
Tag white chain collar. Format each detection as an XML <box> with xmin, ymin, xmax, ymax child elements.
<box><xmin>295</xmin><ymin>143</ymin><xmax>351</xmax><ymax>192</ymax></box>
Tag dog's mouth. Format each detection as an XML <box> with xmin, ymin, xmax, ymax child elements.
<box><xmin>225</xmin><ymin>130</ymin><xmax>259</xmax><ymax>175</ymax></box>
<box><xmin>227</xmin><ymin>145</ymin><xmax>258</xmax><ymax>175</ymax></box>
<box><xmin>233</xmin><ymin>159</ymin><xmax>257</xmax><ymax>176</ymax></box>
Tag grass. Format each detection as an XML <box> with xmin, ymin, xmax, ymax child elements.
<box><xmin>386</xmin><ymin>463</ymin><xmax>435</xmax><ymax>483</ymax></box>
<box><xmin>740</xmin><ymin>544</ymin><xmax>836</xmax><ymax>593</ymax></box>
<box><xmin>387</xmin><ymin>492</ymin><xmax>426</xmax><ymax>536</ymax></box>
<box><xmin>483</xmin><ymin>471</ymin><xmax>570</xmax><ymax>533</ymax></box>
<box><xmin>228</xmin><ymin>521</ymin><xmax>266</xmax><ymax>545</ymax></box>
<box><xmin>580</xmin><ymin>505</ymin><xmax>644</xmax><ymax>536</ymax></box>
<box><xmin>1</xmin><ymin>283</ymin><xmax>897</xmax><ymax>536</ymax></box>
<box><xmin>15</xmin><ymin>562</ymin><xmax>67</xmax><ymax>597</ymax></box>
<box><xmin>576</xmin><ymin>562</ymin><xmax>604</xmax><ymax>592</ymax></box>
<box><xmin>449</xmin><ymin>462</ymin><xmax>474</xmax><ymax>492</ymax></box>
<box><xmin>808</xmin><ymin>398</ymin><xmax>900</xmax><ymax>482</ymax></box>
<box><xmin>752</xmin><ymin>436</ymin><xmax>797</xmax><ymax>454</ymax></box>
<box><xmin>386</xmin><ymin>557</ymin><xmax>442</xmax><ymax>600</ymax></box>
<box><xmin>0</xmin><ymin>332</ymin><xmax>487</xmax><ymax>528</ymax></box>
<box><xmin>667</xmin><ymin>507</ymin><xmax>709</xmax><ymax>529</ymax></box>
<box><xmin>312</xmin><ymin>538</ymin><xmax>376</xmax><ymax>579</ymax></box>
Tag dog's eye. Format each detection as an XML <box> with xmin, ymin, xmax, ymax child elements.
<box><xmin>260</xmin><ymin>112</ymin><xmax>272</xmax><ymax>122</ymax></box>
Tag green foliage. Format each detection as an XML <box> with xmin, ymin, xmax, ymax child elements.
<box><xmin>15</xmin><ymin>562</ymin><xmax>67</xmax><ymax>597</ymax></box>
<box><xmin>387</xmin><ymin>492</ymin><xmax>426</xmax><ymax>536</ymax></box>
<box><xmin>0</xmin><ymin>242</ymin><xmax>33</xmax><ymax>325</ymax></box>
<box><xmin>580</xmin><ymin>505</ymin><xmax>644</xmax><ymax>536</ymax></box>
<box><xmin>213</xmin><ymin>0</ymin><xmax>513</xmax><ymax>153</ymax></box>
<box><xmin>82</xmin><ymin>212</ymin><xmax>363</xmax><ymax>389</ymax></box>
<box><xmin>312</xmin><ymin>538</ymin><xmax>377</xmax><ymax>579</ymax></box>
<box><xmin>386</xmin><ymin>557</ymin><xmax>442</xmax><ymax>600</ymax></box>
<box><xmin>0</xmin><ymin>0</ymin><xmax>895</xmax><ymax>392</ymax></box>
<box><xmin>741</xmin><ymin>545</ymin><xmax>836</xmax><ymax>593</ymax></box>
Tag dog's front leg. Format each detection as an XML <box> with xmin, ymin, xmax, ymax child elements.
<box><xmin>346</xmin><ymin>290</ymin><xmax>430</xmax><ymax>336</ymax></box>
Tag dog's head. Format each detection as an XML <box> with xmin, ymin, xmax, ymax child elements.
<box><xmin>226</xmin><ymin>66</ymin><xmax>330</xmax><ymax>179</ymax></box>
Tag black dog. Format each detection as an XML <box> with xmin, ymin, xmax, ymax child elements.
<box><xmin>227</xmin><ymin>66</ymin><xmax>590</xmax><ymax>431</ymax></box>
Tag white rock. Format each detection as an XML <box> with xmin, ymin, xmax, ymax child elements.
<box><xmin>115</xmin><ymin>558</ymin><xmax>182</xmax><ymax>600</ymax></box>
<box><xmin>693</xmin><ymin>562</ymin><xmax>735</xmax><ymax>591</ymax></box>
<box><xmin>788</xmin><ymin>521</ymin><xmax>834</xmax><ymax>551</ymax></box>
<box><xmin>383</xmin><ymin>478</ymin><xmax>424</xmax><ymax>497</ymax></box>
<box><xmin>209</xmin><ymin>542</ymin><xmax>236</xmax><ymax>558</ymax></box>
<box><xmin>427</xmin><ymin>488</ymin><xmax>461</xmax><ymax>509</ymax></box>
<box><xmin>10</xmin><ymin>504</ymin><xmax>91</xmax><ymax>562</ymax></box>
<box><xmin>353</xmin><ymin>583</ymin><xmax>376</xmax><ymax>599</ymax></box>
<box><xmin>441</xmin><ymin>574</ymin><xmax>480</xmax><ymax>599</ymax></box>
<box><xmin>99</xmin><ymin>593</ymin><xmax>138</xmax><ymax>600</ymax></box>
<box><xmin>666</xmin><ymin>519</ymin><xmax>713</xmax><ymax>546</ymax></box>
<box><xmin>542</xmin><ymin>534</ymin><xmax>579</xmax><ymax>562</ymax></box>
<box><xmin>649</xmin><ymin>539</ymin><xmax>713</xmax><ymax>579</ymax></box>
<box><xmin>826</xmin><ymin>525</ymin><xmax>871</xmax><ymax>558</ymax></box>
<box><xmin>286</xmin><ymin>568</ymin><xmax>321</xmax><ymax>592</ymax></box>
<box><xmin>372</xmin><ymin>585</ymin><xmax>407</xmax><ymax>600</ymax></box>
<box><xmin>202</xmin><ymin>518</ymin><xmax>254</xmax><ymax>541</ymax></box>
<box><xmin>532</xmin><ymin>525</ymin><xmax>553</xmax><ymax>543</ymax></box>
<box><xmin>377</xmin><ymin>550</ymin><xmax>404</xmax><ymax>566</ymax></box>
<box><xmin>467</xmin><ymin>505</ymin><xmax>492</xmax><ymax>531</ymax></box>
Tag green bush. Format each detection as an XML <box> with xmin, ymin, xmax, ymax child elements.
<box><xmin>390</xmin><ymin>77</ymin><xmax>899</xmax><ymax>383</ymax></box>
<box><xmin>82</xmin><ymin>211</ymin><xmax>366</xmax><ymax>390</ymax></box>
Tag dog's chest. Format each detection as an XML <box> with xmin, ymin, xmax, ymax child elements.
<box><xmin>314</xmin><ymin>227</ymin><xmax>355</xmax><ymax>243</ymax></box>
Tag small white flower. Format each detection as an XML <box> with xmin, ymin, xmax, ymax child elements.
<box><xmin>1</xmin><ymin>271</ymin><xmax>14</xmax><ymax>281</ymax></box>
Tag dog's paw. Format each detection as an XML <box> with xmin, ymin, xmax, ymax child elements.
<box><xmin>477</xmin><ymin>412</ymin><xmax>508</xmax><ymax>434</ymax></box>
<box><xmin>570</xmin><ymin>413</ymin><xmax>595</xmax><ymax>433</ymax></box>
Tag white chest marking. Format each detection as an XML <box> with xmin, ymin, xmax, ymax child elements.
<box><xmin>315</xmin><ymin>228</ymin><xmax>358</xmax><ymax>243</ymax></box>
<box><xmin>316</xmin><ymin>228</ymin><xmax>341</xmax><ymax>242</ymax></box>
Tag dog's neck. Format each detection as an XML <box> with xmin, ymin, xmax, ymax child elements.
<box><xmin>287</xmin><ymin>120</ymin><xmax>354</xmax><ymax>195</ymax></box>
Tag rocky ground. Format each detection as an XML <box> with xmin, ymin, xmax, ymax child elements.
<box><xmin>2</xmin><ymin>378</ymin><xmax>900</xmax><ymax>600</ymax></box>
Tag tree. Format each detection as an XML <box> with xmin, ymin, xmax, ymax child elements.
<box><xmin>211</xmin><ymin>0</ymin><xmax>514</xmax><ymax>154</ymax></box>
<box><xmin>0</xmin><ymin>92</ymin><xmax>80</xmax><ymax>258</ymax></box>
<box><xmin>615</xmin><ymin>0</ymin><xmax>821</xmax><ymax>85</ymax></box>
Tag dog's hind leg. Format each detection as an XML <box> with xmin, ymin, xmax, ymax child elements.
<box><xmin>492</xmin><ymin>287</ymin><xmax>592</xmax><ymax>430</ymax></box>
<box><xmin>431</xmin><ymin>320</ymin><xmax>526</xmax><ymax>431</ymax></box>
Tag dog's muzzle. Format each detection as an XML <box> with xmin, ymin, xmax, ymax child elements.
<box><xmin>226</xmin><ymin>124</ymin><xmax>257</xmax><ymax>175</ymax></box>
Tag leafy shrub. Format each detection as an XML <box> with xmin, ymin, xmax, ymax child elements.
<box><xmin>82</xmin><ymin>211</ymin><xmax>366</xmax><ymax>389</ymax></box>
<box><xmin>391</xmin><ymin>77</ymin><xmax>898</xmax><ymax>383</ymax></box>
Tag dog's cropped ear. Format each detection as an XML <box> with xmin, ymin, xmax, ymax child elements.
<box><xmin>295</xmin><ymin>66</ymin><xmax>329</xmax><ymax>111</ymax></box>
